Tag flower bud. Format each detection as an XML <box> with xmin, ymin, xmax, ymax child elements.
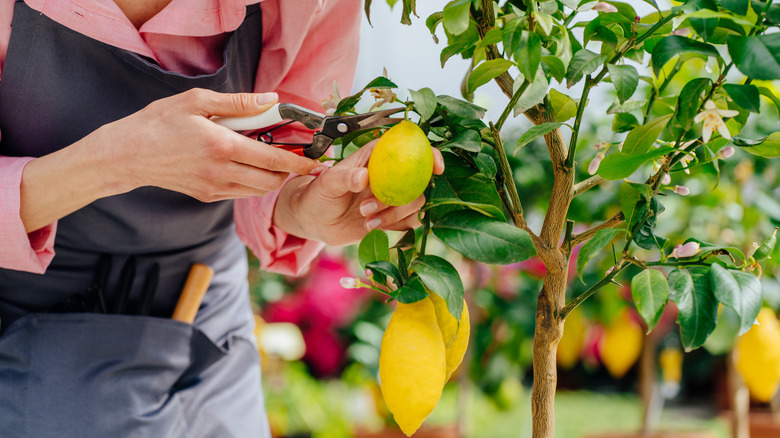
<box><xmin>661</xmin><ymin>173</ymin><xmax>671</xmax><ymax>185</ymax></box>
<box><xmin>672</xmin><ymin>28</ymin><xmax>691</xmax><ymax>37</ymax></box>
<box><xmin>718</xmin><ymin>146</ymin><xmax>735</xmax><ymax>159</ymax></box>
<box><xmin>594</xmin><ymin>2</ymin><xmax>618</xmax><ymax>12</ymax></box>
<box><xmin>672</xmin><ymin>242</ymin><xmax>700</xmax><ymax>258</ymax></box>
<box><xmin>339</xmin><ymin>277</ymin><xmax>358</xmax><ymax>289</ymax></box>
<box><xmin>588</xmin><ymin>152</ymin><xmax>605</xmax><ymax>175</ymax></box>
<box><xmin>673</xmin><ymin>185</ymin><xmax>690</xmax><ymax>196</ymax></box>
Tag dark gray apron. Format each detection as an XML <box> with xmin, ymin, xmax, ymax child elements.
<box><xmin>0</xmin><ymin>2</ymin><xmax>270</xmax><ymax>436</ymax></box>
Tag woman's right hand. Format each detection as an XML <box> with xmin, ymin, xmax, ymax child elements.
<box><xmin>103</xmin><ymin>88</ymin><xmax>323</xmax><ymax>201</ymax></box>
<box><xmin>20</xmin><ymin>88</ymin><xmax>323</xmax><ymax>232</ymax></box>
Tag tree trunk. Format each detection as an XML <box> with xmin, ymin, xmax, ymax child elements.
<box><xmin>531</xmin><ymin>260</ymin><xmax>567</xmax><ymax>438</ymax></box>
<box><xmin>639</xmin><ymin>335</ymin><xmax>660</xmax><ymax>435</ymax></box>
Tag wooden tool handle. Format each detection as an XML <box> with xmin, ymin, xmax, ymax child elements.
<box><xmin>172</xmin><ymin>263</ymin><xmax>214</xmax><ymax>324</ymax></box>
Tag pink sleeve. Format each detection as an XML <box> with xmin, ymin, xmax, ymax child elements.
<box><xmin>234</xmin><ymin>0</ymin><xmax>361</xmax><ymax>276</ymax></box>
<box><xmin>0</xmin><ymin>157</ymin><xmax>57</xmax><ymax>274</ymax></box>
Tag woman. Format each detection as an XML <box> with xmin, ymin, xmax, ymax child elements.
<box><xmin>0</xmin><ymin>1</ymin><xmax>442</xmax><ymax>436</ymax></box>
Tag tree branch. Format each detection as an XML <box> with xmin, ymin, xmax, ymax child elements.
<box><xmin>572</xmin><ymin>175</ymin><xmax>606</xmax><ymax>197</ymax></box>
<box><xmin>570</xmin><ymin>212</ymin><xmax>625</xmax><ymax>247</ymax></box>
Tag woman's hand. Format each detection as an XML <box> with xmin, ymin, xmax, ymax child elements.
<box><xmin>20</xmin><ymin>89</ymin><xmax>322</xmax><ymax>232</ymax></box>
<box><xmin>273</xmin><ymin>140</ymin><xmax>445</xmax><ymax>247</ymax></box>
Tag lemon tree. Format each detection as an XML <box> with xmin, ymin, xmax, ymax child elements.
<box><xmin>336</xmin><ymin>1</ymin><xmax>780</xmax><ymax>436</ymax></box>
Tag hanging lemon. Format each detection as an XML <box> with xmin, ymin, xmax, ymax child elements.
<box><xmin>368</xmin><ymin>121</ymin><xmax>434</xmax><ymax>206</ymax></box>
<box><xmin>379</xmin><ymin>298</ymin><xmax>446</xmax><ymax>436</ymax></box>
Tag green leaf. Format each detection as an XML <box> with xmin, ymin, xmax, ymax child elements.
<box><xmin>631</xmin><ymin>269</ymin><xmax>670</xmax><ymax>333</ymax></box>
<box><xmin>622</xmin><ymin>114</ymin><xmax>673</xmax><ymax>155</ymax></box>
<box><xmin>549</xmin><ymin>89</ymin><xmax>578</xmax><ymax>121</ymax></box>
<box><xmin>513</xmin><ymin>68</ymin><xmax>550</xmax><ymax>116</ymax></box>
<box><xmin>619</xmin><ymin>183</ymin><xmax>651</xmax><ymax>232</ymax></box>
<box><xmin>468</xmin><ymin>59</ymin><xmax>515</xmax><ymax>95</ymax></box>
<box><xmin>429</xmin><ymin>170</ymin><xmax>504</xmax><ymax>222</ymax></box>
<box><xmin>668</xmin><ymin>267</ymin><xmax>718</xmax><ymax>351</ymax></box>
<box><xmin>732</xmin><ymin>132</ymin><xmax>780</xmax><ymax>158</ymax></box>
<box><xmin>393</xmin><ymin>275</ymin><xmax>430</xmax><ymax>304</ymax></box>
<box><xmin>759</xmin><ymin>87</ymin><xmax>780</xmax><ymax>115</ymax></box>
<box><xmin>437</xmin><ymin>95</ymin><xmax>487</xmax><ymax>119</ymax></box>
<box><xmin>424</xmin><ymin>198</ymin><xmax>506</xmax><ymax>221</ymax></box>
<box><xmin>607</xmin><ymin>99</ymin><xmax>647</xmax><ymax>114</ymax></box>
<box><xmin>686</xmin><ymin>0</ymin><xmax>719</xmax><ymax>42</ymax></box>
<box><xmin>501</xmin><ymin>17</ymin><xmax>523</xmax><ymax>55</ymax></box>
<box><xmin>409</xmin><ymin>87</ymin><xmax>437</xmax><ymax>123</ymax></box>
<box><xmin>718</xmin><ymin>0</ymin><xmax>748</xmax><ymax>15</ymax></box>
<box><xmin>728</xmin><ymin>34</ymin><xmax>780</xmax><ymax>80</ymax></box>
<box><xmin>703</xmin><ymin>305</ymin><xmax>741</xmax><ymax>355</ymax></box>
<box><xmin>566</xmin><ymin>49</ymin><xmax>605</xmax><ymax>88</ymax></box>
<box><xmin>651</xmin><ymin>35</ymin><xmax>720</xmax><ymax>76</ymax></box>
<box><xmin>432</xmin><ymin>210</ymin><xmax>537</xmax><ymax>264</ymax></box>
<box><xmin>576</xmin><ymin>228</ymin><xmax>623</xmax><ymax>280</ymax></box>
<box><xmin>613</xmin><ymin>113</ymin><xmax>640</xmax><ymax>133</ymax></box>
<box><xmin>515</xmin><ymin>122</ymin><xmax>565</xmax><ymax>150</ymax></box>
<box><xmin>442</xmin><ymin>129</ymin><xmax>483</xmax><ymax>152</ymax></box>
<box><xmin>710</xmin><ymin>264</ymin><xmax>762</xmax><ymax>336</ymax></box>
<box><xmin>598</xmin><ymin>145</ymin><xmax>676</xmax><ymax>180</ymax></box>
<box><xmin>442</xmin><ymin>0</ymin><xmax>471</xmax><ymax>35</ymax></box>
<box><xmin>632</xmin><ymin>197</ymin><xmax>668</xmax><ymax>250</ymax></box>
<box><xmin>474</xmin><ymin>152</ymin><xmax>497</xmax><ymax>178</ymax></box>
<box><xmin>607</xmin><ymin>64</ymin><xmax>639</xmax><ymax>104</ymax></box>
<box><xmin>542</xmin><ymin>56</ymin><xmax>567</xmax><ymax>83</ymax></box>
<box><xmin>358</xmin><ymin>229</ymin><xmax>390</xmax><ymax>268</ymax></box>
<box><xmin>366</xmin><ymin>261</ymin><xmax>404</xmax><ymax>288</ymax></box>
<box><xmin>674</xmin><ymin>78</ymin><xmax>711</xmax><ymax>130</ymax></box>
<box><xmin>363</xmin><ymin>76</ymin><xmax>398</xmax><ymax>89</ymax></box>
<box><xmin>410</xmin><ymin>255</ymin><xmax>464</xmax><ymax>321</ymax></box>
<box><xmin>723</xmin><ymin>84</ymin><xmax>761</xmax><ymax>113</ymax></box>
<box><xmin>515</xmin><ymin>32</ymin><xmax>542</xmax><ymax>80</ymax></box>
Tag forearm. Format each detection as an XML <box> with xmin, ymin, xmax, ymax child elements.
<box><xmin>19</xmin><ymin>126</ymin><xmax>132</xmax><ymax>232</ymax></box>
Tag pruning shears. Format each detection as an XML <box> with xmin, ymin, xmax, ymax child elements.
<box><xmin>213</xmin><ymin>103</ymin><xmax>404</xmax><ymax>159</ymax></box>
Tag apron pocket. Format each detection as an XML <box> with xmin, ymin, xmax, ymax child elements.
<box><xmin>0</xmin><ymin>312</ymin><xmax>227</xmax><ymax>438</ymax></box>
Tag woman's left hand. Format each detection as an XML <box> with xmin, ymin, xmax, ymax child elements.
<box><xmin>273</xmin><ymin>140</ymin><xmax>445</xmax><ymax>246</ymax></box>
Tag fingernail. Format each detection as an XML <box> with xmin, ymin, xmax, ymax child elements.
<box><xmin>256</xmin><ymin>92</ymin><xmax>278</xmax><ymax>105</ymax></box>
<box><xmin>360</xmin><ymin>201</ymin><xmax>377</xmax><ymax>216</ymax></box>
<box><xmin>353</xmin><ymin>168</ymin><xmax>367</xmax><ymax>186</ymax></box>
<box><xmin>310</xmin><ymin>166</ymin><xmax>326</xmax><ymax>175</ymax></box>
<box><xmin>366</xmin><ymin>218</ymin><xmax>382</xmax><ymax>230</ymax></box>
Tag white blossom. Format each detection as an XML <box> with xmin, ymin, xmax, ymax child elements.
<box><xmin>694</xmin><ymin>100</ymin><xmax>739</xmax><ymax>143</ymax></box>
<box><xmin>321</xmin><ymin>80</ymin><xmax>341</xmax><ymax>116</ymax></box>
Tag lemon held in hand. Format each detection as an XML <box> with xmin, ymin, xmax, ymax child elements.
<box><xmin>379</xmin><ymin>298</ymin><xmax>446</xmax><ymax>437</ymax></box>
<box><xmin>368</xmin><ymin>121</ymin><xmax>434</xmax><ymax>206</ymax></box>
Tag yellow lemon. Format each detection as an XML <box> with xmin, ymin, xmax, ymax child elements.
<box><xmin>429</xmin><ymin>290</ymin><xmax>470</xmax><ymax>380</ymax></box>
<box><xmin>601</xmin><ymin>309</ymin><xmax>643</xmax><ymax>378</ymax></box>
<box><xmin>379</xmin><ymin>298</ymin><xmax>446</xmax><ymax>436</ymax></box>
<box><xmin>736</xmin><ymin>308</ymin><xmax>780</xmax><ymax>402</ymax></box>
<box><xmin>368</xmin><ymin>121</ymin><xmax>434</xmax><ymax>206</ymax></box>
<box><xmin>557</xmin><ymin>307</ymin><xmax>587</xmax><ymax>370</ymax></box>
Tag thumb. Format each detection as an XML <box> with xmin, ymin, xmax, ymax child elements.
<box><xmin>316</xmin><ymin>167</ymin><xmax>369</xmax><ymax>198</ymax></box>
<box><xmin>196</xmin><ymin>90</ymin><xmax>279</xmax><ymax>118</ymax></box>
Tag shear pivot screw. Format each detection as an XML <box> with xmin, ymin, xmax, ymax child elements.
<box><xmin>337</xmin><ymin>122</ymin><xmax>348</xmax><ymax>133</ymax></box>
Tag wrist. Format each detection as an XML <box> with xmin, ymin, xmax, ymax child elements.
<box><xmin>272</xmin><ymin>175</ymin><xmax>315</xmax><ymax>240</ymax></box>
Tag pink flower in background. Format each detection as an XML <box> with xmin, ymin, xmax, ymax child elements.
<box><xmin>261</xmin><ymin>253</ymin><xmax>370</xmax><ymax>376</ymax></box>
<box><xmin>301</xmin><ymin>327</ymin><xmax>346</xmax><ymax>377</ymax></box>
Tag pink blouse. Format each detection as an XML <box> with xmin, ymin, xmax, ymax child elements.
<box><xmin>0</xmin><ymin>0</ymin><xmax>362</xmax><ymax>275</ymax></box>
